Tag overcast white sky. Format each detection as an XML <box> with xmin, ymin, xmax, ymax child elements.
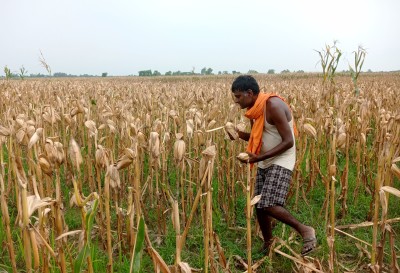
<box><xmin>1</xmin><ymin>0</ymin><xmax>399</xmax><ymax>76</ymax></box>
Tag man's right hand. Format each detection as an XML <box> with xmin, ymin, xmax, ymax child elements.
<box><xmin>224</xmin><ymin>122</ymin><xmax>239</xmax><ymax>140</ymax></box>
<box><xmin>227</xmin><ymin>128</ymin><xmax>239</xmax><ymax>140</ymax></box>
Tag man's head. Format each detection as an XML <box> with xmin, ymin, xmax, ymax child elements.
<box><xmin>231</xmin><ymin>75</ymin><xmax>260</xmax><ymax>109</ymax></box>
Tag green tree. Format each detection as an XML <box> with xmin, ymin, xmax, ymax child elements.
<box><xmin>102</xmin><ymin>72</ymin><xmax>108</xmax><ymax>77</ymax></box>
<box><xmin>54</xmin><ymin>72</ymin><xmax>68</xmax><ymax>77</ymax></box>
<box><xmin>153</xmin><ymin>70</ymin><xmax>161</xmax><ymax>76</ymax></box>
<box><xmin>248</xmin><ymin>70</ymin><xmax>258</xmax><ymax>74</ymax></box>
<box><xmin>138</xmin><ymin>70</ymin><xmax>152</xmax><ymax>76</ymax></box>
<box><xmin>206</xmin><ymin>68</ymin><xmax>213</xmax><ymax>75</ymax></box>
<box><xmin>267</xmin><ymin>69</ymin><xmax>275</xmax><ymax>74</ymax></box>
<box><xmin>172</xmin><ymin>71</ymin><xmax>181</xmax><ymax>76</ymax></box>
<box><xmin>165</xmin><ymin>71</ymin><xmax>172</xmax><ymax>76</ymax></box>
<box><xmin>281</xmin><ymin>69</ymin><xmax>290</xmax><ymax>74</ymax></box>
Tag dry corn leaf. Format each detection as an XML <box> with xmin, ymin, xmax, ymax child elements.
<box><xmin>69</xmin><ymin>138</ymin><xmax>83</xmax><ymax>168</ymax></box>
<box><xmin>381</xmin><ymin>186</ymin><xmax>400</xmax><ymax>198</ymax></box>
<box><xmin>84</xmin><ymin>120</ymin><xmax>98</xmax><ymax>136</ymax></box>
<box><xmin>27</xmin><ymin>195</ymin><xmax>53</xmax><ymax>219</ymax></box>
<box><xmin>69</xmin><ymin>194</ymin><xmax>78</xmax><ymax>207</ymax></box>
<box><xmin>247</xmin><ymin>256</ymin><xmax>269</xmax><ymax>272</ymax></box>
<box><xmin>232</xmin><ymin>255</ymin><xmax>248</xmax><ymax>270</ymax></box>
<box><xmin>148</xmin><ymin>247</ymin><xmax>171</xmax><ymax>273</ymax></box>
<box><xmin>0</xmin><ymin>125</ymin><xmax>10</xmax><ymax>136</ymax></box>
<box><xmin>225</xmin><ymin>122</ymin><xmax>238</xmax><ymax>140</ymax></box>
<box><xmin>186</xmin><ymin>119</ymin><xmax>194</xmax><ymax>138</ymax></box>
<box><xmin>55</xmin><ymin>230</ymin><xmax>84</xmax><ymax>241</ymax></box>
<box><xmin>303</xmin><ymin>123</ymin><xmax>317</xmax><ymax>139</ymax></box>
<box><xmin>106</xmin><ymin>165</ymin><xmax>120</xmax><ymax>189</ymax></box>
<box><xmin>202</xmin><ymin>145</ymin><xmax>216</xmax><ymax>158</ymax></box>
<box><xmin>207</xmin><ymin>119</ymin><xmax>216</xmax><ymax>129</ymax></box>
<box><xmin>169</xmin><ymin>110</ymin><xmax>177</xmax><ymax>118</ymax></box>
<box><xmin>16</xmin><ymin>128</ymin><xmax>27</xmax><ymax>144</ymax></box>
<box><xmin>379</xmin><ymin>189</ymin><xmax>388</xmax><ymax>218</ymax></box>
<box><xmin>95</xmin><ymin>145</ymin><xmax>108</xmax><ymax>168</ymax></box>
<box><xmin>38</xmin><ymin>155</ymin><xmax>53</xmax><ymax>176</ymax></box>
<box><xmin>115</xmin><ymin>157</ymin><xmax>132</xmax><ymax>170</ymax></box>
<box><xmin>386</xmin><ymin>225</ymin><xmax>400</xmax><ymax>272</ymax></box>
<box><xmin>174</xmin><ymin>139</ymin><xmax>186</xmax><ymax>163</ymax></box>
<box><xmin>391</xmin><ymin>164</ymin><xmax>400</xmax><ymax>179</ymax></box>
<box><xmin>250</xmin><ymin>195</ymin><xmax>262</xmax><ymax>206</ymax></box>
<box><xmin>31</xmin><ymin>224</ymin><xmax>49</xmax><ymax>248</ymax></box>
<box><xmin>153</xmin><ymin>119</ymin><xmax>163</xmax><ymax>133</ymax></box>
<box><xmin>149</xmin><ymin>132</ymin><xmax>160</xmax><ymax>158</ymax></box>
<box><xmin>175</xmin><ymin>133</ymin><xmax>183</xmax><ymax>140</ymax></box>
<box><xmin>178</xmin><ymin>262</ymin><xmax>192</xmax><ymax>273</ymax></box>
<box><xmin>194</xmin><ymin>130</ymin><xmax>204</xmax><ymax>146</ymax></box>
<box><xmin>115</xmin><ymin>148</ymin><xmax>135</xmax><ymax>170</ymax></box>
<box><xmin>138</xmin><ymin>131</ymin><xmax>146</xmax><ymax>147</ymax></box>
<box><xmin>337</xmin><ymin>132</ymin><xmax>346</xmax><ymax>148</ymax></box>
<box><xmin>45</xmin><ymin>138</ymin><xmax>58</xmax><ymax>164</ymax></box>
<box><xmin>194</xmin><ymin>111</ymin><xmax>202</xmax><ymax>126</ymax></box>
<box><xmin>368</xmin><ymin>264</ymin><xmax>380</xmax><ymax>273</ymax></box>
<box><xmin>41</xmin><ymin>208</ymin><xmax>51</xmax><ymax>218</ymax></box>
<box><xmin>213</xmin><ymin>232</ymin><xmax>228</xmax><ymax>269</ymax></box>
<box><xmin>53</xmin><ymin>141</ymin><xmax>65</xmax><ymax>166</ymax></box>
<box><xmin>26</xmin><ymin>125</ymin><xmax>35</xmax><ymax>138</ymax></box>
<box><xmin>63</xmin><ymin>114</ymin><xmax>72</xmax><ymax>125</ymax></box>
<box><xmin>392</xmin><ymin>157</ymin><xmax>400</xmax><ymax>163</ymax></box>
<box><xmin>162</xmin><ymin>132</ymin><xmax>170</xmax><ymax>144</ymax></box>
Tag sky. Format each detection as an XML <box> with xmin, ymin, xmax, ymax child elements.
<box><xmin>1</xmin><ymin>0</ymin><xmax>399</xmax><ymax>76</ymax></box>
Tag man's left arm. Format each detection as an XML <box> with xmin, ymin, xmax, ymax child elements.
<box><xmin>248</xmin><ymin>100</ymin><xmax>294</xmax><ymax>163</ymax></box>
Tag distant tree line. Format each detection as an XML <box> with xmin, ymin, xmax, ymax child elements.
<box><xmin>53</xmin><ymin>72</ymin><xmax>99</xmax><ymax>77</ymax></box>
<box><xmin>1</xmin><ymin>71</ymin><xmax>108</xmax><ymax>79</ymax></box>
<box><xmin>1</xmin><ymin>66</ymin><xmax>380</xmax><ymax>79</ymax></box>
<box><xmin>136</xmin><ymin>68</ymin><xmax>310</xmax><ymax>77</ymax></box>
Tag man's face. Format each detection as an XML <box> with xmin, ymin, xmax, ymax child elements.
<box><xmin>231</xmin><ymin>90</ymin><xmax>255</xmax><ymax>109</ymax></box>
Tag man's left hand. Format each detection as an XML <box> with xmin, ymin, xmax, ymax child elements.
<box><xmin>237</xmin><ymin>152</ymin><xmax>258</xmax><ymax>164</ymax></box>
<box><xmin>246</xmin><ymin>152</ymin><xmax>258</xmax><ymax>163</ymax></box>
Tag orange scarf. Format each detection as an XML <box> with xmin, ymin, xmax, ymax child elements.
<box><xmin>245</xmin><ymin>93</ymin><xmax>297</xmax><ymax>156</ymax></box>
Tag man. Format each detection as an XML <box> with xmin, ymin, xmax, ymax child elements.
<box><xmin>229</xmin><ymin>75</ymin><xmax>316</xmax><ymax>256</ymax></box>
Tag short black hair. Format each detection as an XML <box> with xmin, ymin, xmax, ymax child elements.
<box><xmin>231</xmin><ymin>75</ymin><xmax>260</xmax><ymax>95</ymax></box>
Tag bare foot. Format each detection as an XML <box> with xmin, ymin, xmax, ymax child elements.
<box><xmin>300</xmin><ymin>226</ymin><xmax>315</xmax><ymax>239</ymax></box>
<box><xmin>300</xmin><ymin>227</ymin><xmax>317</xmax><ymax>256</ymax></box>
<box><xmin>260</xmin><ymin>237</ymin><xmax>275</xmax><ymax>255</ymax></box>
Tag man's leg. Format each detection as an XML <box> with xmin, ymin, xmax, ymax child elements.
<box><xmin>264</xmin><ymin>205</ymin><xmax>316</xmax><ymax>254</ymax></box>
<box><xmin>256</xmin><ymin>208</ymin><xmax>273</xmax><ymax>249</ymax></box>
<box><xmin>264</xmin><ymin>205</ymin><xmax>314</xmax><ymax>238</ymax></box>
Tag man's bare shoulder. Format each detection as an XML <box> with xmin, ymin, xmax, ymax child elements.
<box><xmin>265</xmin><ymin>96</ymin><xmax>288</xmax><ymax>111</ymax></box>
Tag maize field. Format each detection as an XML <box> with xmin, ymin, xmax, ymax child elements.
<box><xmin>0</xmin><ymin>73</ymin><xmax>399</xmax><ymax>272</ymax></box>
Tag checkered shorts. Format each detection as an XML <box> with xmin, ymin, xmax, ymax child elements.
<box><xmin>254</xmin><ymin>164</ymin><xmax>292</xmax><ymax>209</ymax></box>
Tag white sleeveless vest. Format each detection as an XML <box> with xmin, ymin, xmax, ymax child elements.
<box><xmin>257</xmin><ymin>118</ymin><xmax>296</xmax><ymax>171</ymax></box>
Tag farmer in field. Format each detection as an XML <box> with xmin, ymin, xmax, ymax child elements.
<box><xmin>229</xmin><ymin>75</ymin><xmax>316</xmax><ymax>256</ymax></box>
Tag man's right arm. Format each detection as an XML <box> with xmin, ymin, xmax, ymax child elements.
<box><xmin>237</xmin><ymin>130</ymin><xmax>250</xmax><ymax>141</ymax></box>
<box><xmin>237</xmin><ymin>119</ymin><xmax>252</xmax><ymax>141</ymax></box>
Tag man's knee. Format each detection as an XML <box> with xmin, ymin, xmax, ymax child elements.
<box><xmin>263</xmin><ymin>205</ymin><xmax>283</xmax><ymax>214</ymax></box>
<box><xmin>256</xmin><ymin>208</ymin><xmax>264</xmax><ymax>216</ymax></box>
